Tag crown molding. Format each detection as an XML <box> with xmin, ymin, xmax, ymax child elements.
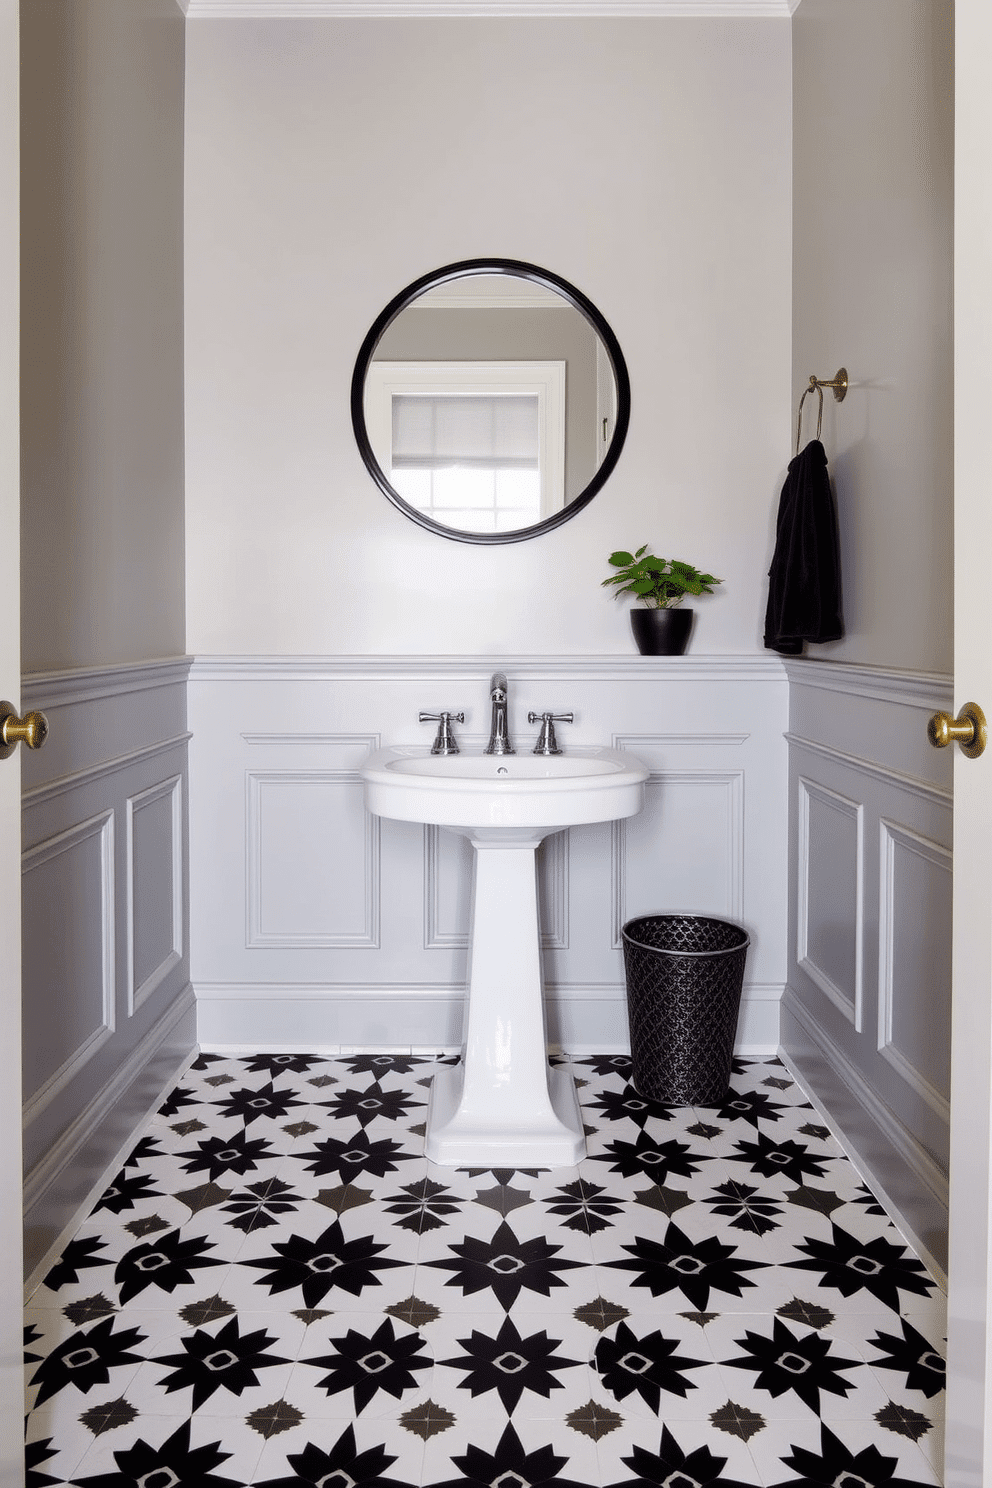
<box><xmin>183</xmin><ymin>0</ymin><xmax>797</xmax><ymax>17</ymax></box>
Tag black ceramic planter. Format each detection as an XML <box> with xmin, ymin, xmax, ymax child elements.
<box><xmin>630</xmin><ymin>607</ymin><xmax>693</xmax><ymax>655</ymax></box>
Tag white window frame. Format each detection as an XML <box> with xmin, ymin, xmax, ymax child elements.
<box><xmin>364</xmin><ymin>360</ymin><xmax>567</xmax><ymax>519</ymax></box>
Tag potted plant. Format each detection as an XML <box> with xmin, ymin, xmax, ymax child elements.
<box><xmin>603</xmin><ymin>546</ymin><xmax>723</xmax><ymax>655</ymax></box>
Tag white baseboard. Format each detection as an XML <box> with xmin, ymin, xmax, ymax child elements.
<box><xmin>778</xmin><ymin>1048</ymin><xmax>947</xmax><ymax>1290</ymax></box>
<box><xmin>194</xmin><ymin>985</ymin><xmax>466</xmax><ymax>1052</ymax></box>
<box><xmin>194</xmin><ymin>980</ymin><xmax>781</xmax><ymax>1056</ymax></box>
<box><xmin>23</xmin><ymin>986</ymin><xmax>197</xmax><ymax>1287</ymax></box>
<box><xmin>780</xmin><ymin>985</ymin><xmax>948</xmax><ymax>1275</ymax></box>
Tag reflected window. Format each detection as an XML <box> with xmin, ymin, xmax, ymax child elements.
<box><xmin>365</xmin><ymin>360</ymin><xmax>565</xmax><ymax>534</ymax></box>
<box><xmin>392</xmin><ymin>393</ymin><xmax>540</xmax><ymax>533</ymax></box>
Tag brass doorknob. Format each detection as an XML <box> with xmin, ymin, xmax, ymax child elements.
<box><xmin>0</xmin><ymin>700</ymin><xmax>49</xmax><ymax>760</ymax></box>
<box><xmin>927</xmin><ymin>700</ymin><xmax>987</xmax><ymax>759</ymax></box>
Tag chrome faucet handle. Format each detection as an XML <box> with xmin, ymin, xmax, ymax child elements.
<box><xmin>528</xmin><ymin>711</ymin><xmax>574</xmax><ymax>756</ymax></box>
<box><xmin>419</xmin><ymin>711</ymin><xmax>464</xmax><ymax>755</ymax></box>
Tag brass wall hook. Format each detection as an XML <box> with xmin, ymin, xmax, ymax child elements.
<box><xmin>795</xmin><ymin>367</ymin><xmax>849</xmax><ymax>454</ymax></box>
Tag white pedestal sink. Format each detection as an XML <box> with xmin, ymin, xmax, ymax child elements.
<box><xmin>361</xmin><ymin>745</ymin><xmax>648</xmax><ymax>1167</ymax></box>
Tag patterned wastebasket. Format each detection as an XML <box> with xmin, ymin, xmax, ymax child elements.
<box><xmin>621</xmin><ymin>913</ymin><xmax>750</xmax><ymax>1106</ymax></box>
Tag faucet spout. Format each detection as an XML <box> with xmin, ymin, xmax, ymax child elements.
<box><xmin>485</xmin><ymin>672</ymin><xmax>515</xmax><ymax>755</ymax></box>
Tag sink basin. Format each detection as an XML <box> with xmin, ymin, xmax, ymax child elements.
<box><xmin>362</xmin><ymin>744</ymin><xmax>648</xmax><ymax>833</ymax></box>
<box><xmin>361</xmin><ymin>742</ymin><xmax>648</xmax><ymax>1167</ymax></box>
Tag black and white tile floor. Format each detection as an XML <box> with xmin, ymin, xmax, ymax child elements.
<box><xmin>24</xmin><ymin>1053</ymin><xmax>947</xmax><ymax>1486</ymax></box>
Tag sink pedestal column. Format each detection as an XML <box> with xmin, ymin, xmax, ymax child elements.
<box><xmin>425</xmin><ymin>827</ymin><xmax>585</xmax><ymax>1167</ymax></box>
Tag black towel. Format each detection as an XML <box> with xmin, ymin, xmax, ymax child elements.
<box><xmin>763</xmin><ymin>438</ymin><xmax>843</xmax><ymax>655</ymax></box>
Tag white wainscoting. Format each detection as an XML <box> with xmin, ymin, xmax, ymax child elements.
<box><xmin>781</xmin><ymin>659</ymin><xmax>954</xmax><ymax>1274</ymax></box>
<box><xmin>20</xmin><ymin>659</ymin><xmax>195</xmax><ymax>1275</ymax></box>
<box><xmin>188</xmin><ymin>655</ymin><xmax>789</xmax><ymax>1056</ymax></box>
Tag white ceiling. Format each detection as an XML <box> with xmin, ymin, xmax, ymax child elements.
<box><xmin>180</xmin><ymin>0</ymin><xmax>799</xmax><ymax>18</ymax></box>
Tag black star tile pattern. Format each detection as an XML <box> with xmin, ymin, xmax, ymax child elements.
<box><xmin>24</xmin><ymin>1054</ymin><xmax>946</xmax><ymax>1485</ymax></box>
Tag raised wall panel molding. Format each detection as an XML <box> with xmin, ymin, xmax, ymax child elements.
<box><xmin>786</xmin><ymin>733</ymin><xmax>951</xmax><ymax>808</ymax></box>
<box><xmin>423</xmin><ymin>824</ymin><xmax>568</xmax><ymax>950</ymax></box>
<box><xmin>246</xmin><ymin>766</ymin><xmax>380</xmax><ymax>948</ymax></box>
<box><xmin>540</xmin><ymin>830</ymin><xmax>569</xmax><ymax>949</ymax></box>
<box><xmin>783</xmin><ymin>659</ymin><xmax>953</xmax><ymax>711</ymax></box>
<box><xmin>191</xmin><ymin>653</ymin><xmax>788</xmax><ymax>683</ymax></box>
<box><xmin>611</xmin><ymin>768</ymin><xmax>745</xmax><ymax>947</ymax></box>
<box><xmin>22</xmin><ymin>812</ymin><xmax>116</xmax><ymax>1126</ymax></box>
<box><xmin>783</xmin><ymin>985</ymin><xmax>948</xmax><ymax>1211</ymax></box>
<box><xmin>184</xmin><ymin>1</ymin><xmax>796</xmax><ymax>18</ymax></box>
<box><xmin>23</xmin><ymin>985</ymin><xmax>196</xmax><ymax>1272</ymax></box>
<box><xmin>877</xmin><ymin>819</ymin><xmax>952</xmax><ymax>1123</ymax></box>
<box><xmin>21</xmin><ymin>657</ymin><xmax>192</xmax><ymax>709</ymax></box>
<box><xmin>22</xmin><ymin>734</ymin><xmax>193</xmax><ymax>811</ymax></box>
<box><xmin>796</xmin><ymin>776</ymin><xmax>863</xmax><ymax>1030</ymax></box>
<box><xmin>127</xmin><ymin>776</ymin><xmax>185</xmax><ymax>1017</ymax></box>
<box><xmin>423</xmin><ymin>824</ymin><xmax>469</xmax><ymax>950</ymax></box>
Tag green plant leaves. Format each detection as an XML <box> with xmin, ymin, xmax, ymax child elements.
<box><xmin>602</xmin><ymin>547</ymin><xmax>723</xmax><ymax>607</ymax></box>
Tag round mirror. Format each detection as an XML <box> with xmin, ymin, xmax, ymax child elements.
<box><xmin>351</xmin><ymin>259</ymin><xmax>630</xmax><ymax>543</ymax></box>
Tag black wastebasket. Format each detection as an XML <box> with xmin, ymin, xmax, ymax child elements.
<box><xmin>621</xmin><ymin>913</ymin><xmax>750</xmax><ymax>1106</ymax></box>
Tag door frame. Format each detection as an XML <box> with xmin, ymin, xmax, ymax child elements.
<box><xmin>0</xmin><ymin>0</ymin><xmax>25</xmax><ymax>1473</ymax></box>
<box><xmin>943</xmin><ymin>0</ymin><xmax>992</xmax><ymax>1480</ymax></box>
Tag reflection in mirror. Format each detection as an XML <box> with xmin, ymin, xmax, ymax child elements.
<box><xmin>365</xmin><ymin>357</ymin><xmax>566</xmax><ymax>534</ymax></box>
<box><xmin>351</xmin><ymin>261</ymin><xmax>629</xmax><ymax>544</ymax></box>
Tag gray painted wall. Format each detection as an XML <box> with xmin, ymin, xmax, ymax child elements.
<box><xmin>792</xmin><ymin>0</ymin><xmax>953</xmax><ymax>674</ymax></box>
<box><xmin>20</xmin><ymin>0</ymin><xmax>187</xmax><ymax>673</ymax></box>
<box><xmin>785</xmin><ymin>0</ymin><xmax>954</xmax><ymax>1269</ymax></box>
<box><xmin>19</xmin><ymin>0</ymin><xmax>193</xmax><ymax>1277</ymax></box>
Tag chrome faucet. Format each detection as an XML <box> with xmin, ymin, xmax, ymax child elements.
<box><xmin>484</xmin><ymin>672</ymin><xmax>515</xmax><ymax>755</ymax></box>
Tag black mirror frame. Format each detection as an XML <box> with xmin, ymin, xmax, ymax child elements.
<box><xmin>350</xmin><ymin>257</ymin><xmax>631</xmax><ymax>545</ymax></box>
